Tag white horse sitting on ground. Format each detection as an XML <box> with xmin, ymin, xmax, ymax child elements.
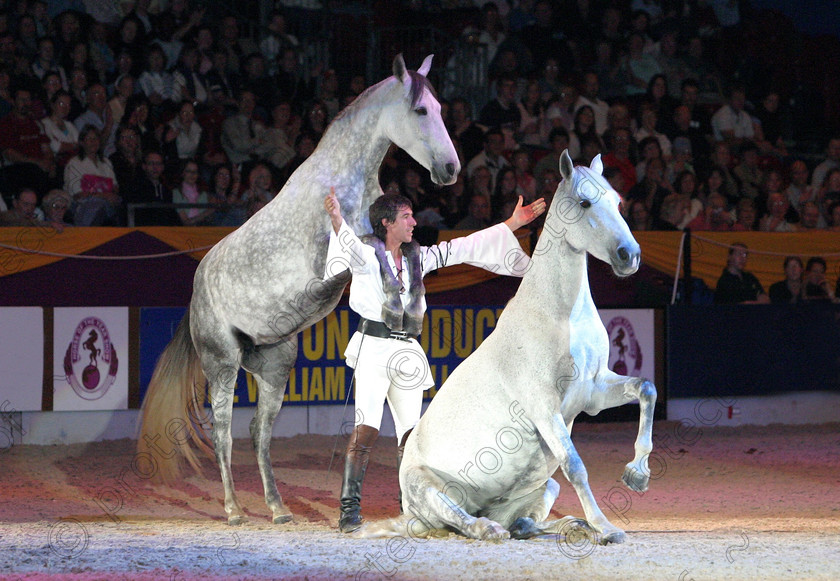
<box><xmin>359</xmin><ymin>151</ymin><xmax>656</xmax><ymax>543</ymax></box>
<box><xmin>137</xmin><ymin>55</ymin><xmax>459</xmax><ymax>525</ymax></box>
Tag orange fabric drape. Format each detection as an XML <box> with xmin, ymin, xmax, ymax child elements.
<box><xmin>634</xmin><ymin>230</ymin><xmax>840</xmax><ymax>293</ymax></box>
<box><xmin>2</xmin><ymin>227</ymin><xmax>837</xmax><ymax>296</ymax></box>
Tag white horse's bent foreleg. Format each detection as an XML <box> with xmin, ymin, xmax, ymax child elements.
<box><xmin>244</xmin><ymin>336</ymin><xmax>299</xmax><ymax>524</ymax></box>
<box><xmin>538</xmin><ymin>414</ymin><xmax>626</xmax><ymax>544</ymax></box>
<box><xmin>588</xmin><ymin>375</ymin><xmax>657</xmax><ymax>493</ymax></box>
<box><xmin>402</xmin><ymin>465</ymin><xmax>509</xmax><ymax>541</ymax></box>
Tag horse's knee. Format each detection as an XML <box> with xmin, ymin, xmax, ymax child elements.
<box><xmin>562</xmin><ymin>454</ymin><xmax>589</xmax><ymax>488</ymax></box>
<box><xmin>637</xmin><ymin>378</ymin><xmax>657</xmax><ymax>402</ymax></box>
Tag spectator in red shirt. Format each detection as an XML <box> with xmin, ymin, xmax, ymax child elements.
<box><xmin>0</xmin><ymin>87</ymin><xmax>54</xmax><ymax>198</ymax></box>
<box><xmin>602</xmin><ymin>127</ymin><xmax>637</xmax><ymax>190</ymax></box>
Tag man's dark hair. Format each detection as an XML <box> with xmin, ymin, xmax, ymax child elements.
<box><xmin>370</xmin><ymin>193</ymin><xmax>412</xmax><ymax>241</ymax></box>
<box><xmin>805</xmin><ymin>256</ymin><xmax>827</xmax><ymax>272</ymax></box>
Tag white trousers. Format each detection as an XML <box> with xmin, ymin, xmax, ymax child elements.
<box><xmin>346</xmin><ymin>332</ymin><xmax>432</xmax><ymax>442</ymax></box>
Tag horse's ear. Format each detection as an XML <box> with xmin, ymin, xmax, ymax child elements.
<box><xmin>417</xmin><ymin>54</ymin><xmax>434</xmax><ymax>77</ymax></box>
<box><xmin>559</xmin><ymin>149</ymin><xmax>574</xmax><ymax>181</ymax></box>
<box><xmin>590</xmin><ymin>154</ymin><xmax>604</xmax><ymax>176</ymax></box>
<box><xmin>393</xmin><ymin>54</ymin><xmax>408</xmax><ymax>84</ymax></box>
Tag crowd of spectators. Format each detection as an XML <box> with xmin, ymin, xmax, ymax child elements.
<box><xmin>0</xmin><ymin>0</ymin><xmax>839</xmax><ymax>245</ymax></box>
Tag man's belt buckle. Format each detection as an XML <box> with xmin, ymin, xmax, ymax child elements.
<box><xmin>389</xmin><ymin>330</ymin><xmax>410</xmax><ymax>342</ymax></box>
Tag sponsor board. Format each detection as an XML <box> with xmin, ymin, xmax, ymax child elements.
<box><xmin>53</xmin><ymin>308</ymin><xmax>128</xmax><ymax>411</ymax></box>
<box><xmin>0</xmin><ymin>307</ymin><xmax>44</xmax><ymax>411</ymax></box>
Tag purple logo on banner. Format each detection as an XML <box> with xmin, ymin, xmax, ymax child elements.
<box><xmin>64</xmin><ymin>317</ymin><xmax>119</xmax><ymax>400</ymax></box>
<box><xmin>606</xmin><ymin>316</ymin><xmax>642</xmax><ymax>376</ymax></box>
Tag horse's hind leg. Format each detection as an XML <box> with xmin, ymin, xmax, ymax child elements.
<box><xmin>200</xmin><ymin>342</ymin><xmax>246</xmax><ymax>525</ymax></box>
<box><xmin>588</xmin><ymin>375</ymin><xmax>657</xmax><ymax>493</ymax></box>
<box><xmin>402</xmin><ymin>465</ymin><xmax>509</xmax><ymax>541</ymax></box>
<box><xmin>244</xmin><ymin>336</ymin><xmax>298</xmax><ymax>524</ymax></box>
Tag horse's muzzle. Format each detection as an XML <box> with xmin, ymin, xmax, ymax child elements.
<box><xmin>612</xmin><ymin>245</ymin><xmax>641</xmax><ymax>277</ymax></box>
<box><xmin>431</xmin><ymin>161</ymin><xmax>459</xmax><ymax>185</ymax></box>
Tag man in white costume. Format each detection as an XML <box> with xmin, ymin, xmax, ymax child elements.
<box><xmin>324</xmin><ymin>189</ymin><xmax>545</xmax><ymax>532</ymax></box>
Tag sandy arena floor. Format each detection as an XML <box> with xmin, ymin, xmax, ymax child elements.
<box><xmin>2</xmin><ymin>420</ymin><xmax>839</xmax><ymax>580</ymax></box>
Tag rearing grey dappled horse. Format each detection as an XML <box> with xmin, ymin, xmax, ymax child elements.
<box><xmin>359</xmin><ymin>151</ymin><xmax>656</xmax><ymax>544</ymax></box>
<box><xmin>138</xmin><ymin>55</ymin><xmax>459</xmax><ymax>525</ymax></box>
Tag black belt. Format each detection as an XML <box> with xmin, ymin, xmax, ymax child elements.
<box><xmin>358</xmin><ymin>318</ymin><xmax>414</xmax><ymax>342</ymax></box>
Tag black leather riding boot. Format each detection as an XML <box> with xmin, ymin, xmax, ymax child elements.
<box><xmin>339</xmin><ymin>424</ymin><xmax>379</xmax><ymax>533</ymax></box>
<box><xmin>396</xmin><ymin>428</ymin><xmax>413</xmax><ymax>514</ymax></box>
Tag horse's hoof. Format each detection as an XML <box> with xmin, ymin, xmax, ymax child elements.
<box><xmin>475</xmin><ymin>517</ymin><xmax>510</xmax><ymax>542</ymax></box>
<box><xmin>622</xmin><ymin>464</ymin><xmax>649</xmax><ymax>493</ymax></box>
<box><xmin>509</xmin><ymin>517</ymin><xmax>540</xmax><ymax>540</ymax></box>
<box><xmin>599</xmin><ymin>529</ymin><xmax>626</xmax><ymax>545</ymax></box>
<box><xmin>272</xmin><ymin>512</ymin><xmax>293</xmax><ymax>524</ymax></box>
<box><xmin>227</xmin><ymin>515</ymin><xmax>248</xmax><ymax>526</ymax></box>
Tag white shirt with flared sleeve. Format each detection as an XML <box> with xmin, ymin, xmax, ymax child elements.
<box><xmin>324</xmin><ymin>220</ymin><xmax>530</xmax><ymax>373</ymax></box>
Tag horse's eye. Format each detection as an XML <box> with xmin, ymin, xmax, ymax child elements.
<box><xmin>580</xmin><ymin>199</ymin><xmax>592</xmax><ymax>209</ymax></box>
<box><xmin>415</xmin><ymin>107</ymin><xmax>427</xmax><ymax>116</ymax></box>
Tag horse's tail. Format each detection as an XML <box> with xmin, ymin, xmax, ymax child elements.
<box><xmin>137</xmin><ymin>309</ymin><xmax>214</xmax><ymax>483</ymax></box>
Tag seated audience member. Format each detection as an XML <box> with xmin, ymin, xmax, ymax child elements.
<box><xmin>686</xmin><ymin>192</ymin><xmax>734</xmax><ymax>231</ymax></box>
<box><xmin>533</xmin><ymin>127</ymin><xmax>570</xmax><ymax>184</ymax></box>
<box><xmin>635</xmin><ymin>135</ymin><xmax>664</xmax><ymax>182</ymax></box>
<box><xmin>802</xmin><ymin>257</ymin><xmax>836</xmax><ymax>302</ymax></box>
<box><xmin>240</xmin><ymin>162</ymin><xmax>276</xmax><ymax>208</ymax></box>
<box><xmin>122</xmin><ymin>95</ymin><xmax>160</xmax><ymax>154</ymax></box>
<box><xmin>221</xmin><ymin>90</ymin><xmax>266</xmax><ymax>165</ymax></box>
<box><xmin>827</xmin><ymin>201</ymin><xmax>840</xmax><ymax>231</ymax></box>
<box><xmin>602</xmin><ymin>127</ymin><xmax>637</xmax><ymax>191</ymax></box>
<box><xmin>491</xmin><ymin>166</ymin><xmax>524</xmax><ymax>223</ymax></box>
<box><xmin>40</xmin><ymin>188</ymin><xmax>73</xmax><ymax>231</ymax></box>
<box><xmin>109</xmin><ymin>125</ymin><xmax>144</xmax><ymax>198</ymax></box>
<box><xmin>465</xmin><ymin>128</ymin><xmax>510</xmax><ymax>192</ymax></box>
<box><xmin>810</xmin><ymin>136</ymin><xmax>840</xmax><ymax>191</ymax></box>
<box><xmin>0</xmin><ymin>88</ymin><xmax>55</xmax><ymax>197</ymax></box>
<box><xmin>40</xmin><ymin>89</ymin><xmax>78</xmax><ymax>169</ymax></box>
<box><xmin>172</xmin><ymin>159</ymin><xmax>215</xmax><ymax>226</ymax></box>
<box><xmin>137</xmin><ymin>44</ymin><xmax>175</xmax><ymax>109</ymax></box>
<box><xmin>798</xmin><ymin>201</ymin><xmax>825</xmax><ymax>231</ymax></box>
<box><xmin>733</xmin><ymin>142</ymin><xmax>764</xmax><ymax>201</ymax></box>
<box><xmin>732</xmin><ymin>197</ymin><xmax>758</xmax><ymax>231</ymax></box>
<box><xmin>0</xmin><ymin>188</ymin><xmax>40</xmax><ymax>226</ymax></box>
<box><xmin>63</xmin><ymin>126</ymin><xmax>120</xmax><ymax>226</ymax></box>
<box><xmin>711</xmin><ymin>83</ymin><xmax>754</xmax><ymax>149</ymax></box>
<box><xmin>125</xmin><ymin>150</ymin><xmax>179</xmax><ymax>226</ymax></box>
<box><xmin>759</xmin><ymin>192</ymin><xmax>797</xmax><ymax>232</ymax></box>
<box><xmin>768</xmin><ymin>256</ymin><xmax>803</xmax><ymax>304</ymax></box>
<box><xmin>785</xmin><ymin>160</ymin><xmax>816</xmax><ymax>214</ymax></box>
<box><xmin>819</xmin><ymin>168</ymin><xmax>840</xmax><ymax>212</ymax></box>
<box><xmin>447</xmin><ymin>97</ymin><xmax>485</xmax><ymax>164</ymax></box>
<box><xmin>454</xmin><ymin>194</ymin><xmax>492</xmax><ymax>230</ymax></box>
<box><xmin>714</xmin><ymin>243</ymin><xmax>770</xmax><ymax>304</ymax></box>
<box><xmin>163</xmin><ymin>100</ymin><xmax>206</xmax><ymax>172</ymax></box>
<box><xmin>628</xmin><ymin>157</ymin><xmax>670</xmax><ymax>219</ymax></box>
<box><xmin>652</xmin><ymin>192</ymin><xmax>688</xmax><ymax>230</ymax></box>
<box><xmin>208</xmin><ymin>163</ymin><xmax>246</xmax><ymax>227</ymax></box>
<box><xmin>73</xmin><ymin>83</ymin><xmax>117</xmax><ymax>157</ymax></box>
<box><xmin>626</xmin><ymin>199</ymin><xmax>653</xmax><ymax>231</ymax></box>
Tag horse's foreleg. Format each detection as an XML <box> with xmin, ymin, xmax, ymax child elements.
<box><xmin>207</xmin><ymin>362</ymin><xmax>246</xmax><ymax>525</ymax></box>
<box><xmin>588</xmin><ymin>375</ymin><xmax>657</xmax><ymax>493</ymax></box>
<box><xmin>402</xmin><ymin>465</ymin><xmax>509</xmax><ymax>541</ymax></box>
<box><xmin>538</xmin><ymin>414</ymin><xmax>626</xmax><ymax>544</ymax></box>
<box><xmin>247</xmin><ymin>336</ymin><xmax>298</xmax><ymax>524</ymax></box>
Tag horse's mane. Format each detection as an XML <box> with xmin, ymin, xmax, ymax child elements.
<box><xmin>329</xmin><ymin>69</ymin><xmax>433</xmax><ymax>128</ymax></box>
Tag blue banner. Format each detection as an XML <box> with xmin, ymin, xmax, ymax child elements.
<box><xmin>139</xmin><ymin>306</ymin><xmax>506</xmax><ymax>406</ymax></box>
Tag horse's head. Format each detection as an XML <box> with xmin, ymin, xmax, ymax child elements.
<box><xmin>549</xmin><ymin>150</ymin><xmax>640</xmax><ymax>277</ymax></box>
<box><xmin>383</xmin><ymin>54</ymin><xmax>460</xmax><ymax>186</ymax></box>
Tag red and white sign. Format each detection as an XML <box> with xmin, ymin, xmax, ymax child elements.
<box><xmin>0</xmin><ymin>307</ymin><xmax>44</xmax><ymax>411</ymax></box>
<box><xmin>53</xmin><ymin>308</ymin><xmax>128</xmax><ymax>411</ymax></box>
